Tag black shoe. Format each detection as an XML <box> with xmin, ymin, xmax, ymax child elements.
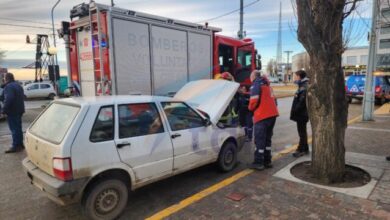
<box><xmin>5</xmin><ymin>147</ymin><xmax>23</xmax><ymax>154</ymax></box>
<box><xmin>386</xmin><ymin>156</ymin><xmax>390</xmax><ymax>161</ymax></box>
<box><xmin>248</xmin><ymin>163</ymin><xmax>265</xmax><ymax>171</ymax></box>
<box><xmin>264</xmin><ymin>163</ymin><xmax>273</xmax><ymax>169</ymax></box>
<box><xmin>292</xmin><ymin>150</ymin><xmax>309</xmax><ymax>158</ymax></box>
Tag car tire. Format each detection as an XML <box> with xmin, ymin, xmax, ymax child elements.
<box><xmin>83</xmin><ymin>178</ymin><xmax>128</xmax><ymax>220</ymax></box>
<box><xmin>375</xmin><ymin>96</ymin><xmax>386</xmax><ymax>105</ymax></box>
<box><xmin>217</xmin><ymin>141</ymin><xmax>238</xmax><ymax>172</ymax></box>
<box><xmin>48</xmin><ymin>93</ymin><xmax>56</xmax><ymax>100</ymax></box>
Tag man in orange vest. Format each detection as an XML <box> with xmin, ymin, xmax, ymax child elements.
<box><xmin>248</xmin><ymin>70</ymin><xmax>279</xmax><ymax>170</ymax></box>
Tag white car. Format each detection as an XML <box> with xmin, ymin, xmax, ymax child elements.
<box><xmin>23</xmin><ymin>80</ymin><xmax>245</xmax><ymax>220</ymax></box>
<box><xmin>24</xmin><ymin>82</ymin><xmax>56</xmax><ymax>99</ymax></box>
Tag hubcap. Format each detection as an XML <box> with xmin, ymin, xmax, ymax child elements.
<box><xmin>225</xmin><ymin>149</ymin><xmax>234</xmax><ymax>164</ymax></box>
<box><xmin>95</xmin><ymin>188</ymin><xmax>120</xmax><ymax>214</ymax></box>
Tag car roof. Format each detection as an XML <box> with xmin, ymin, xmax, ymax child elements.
<box><xmin>53</xmin><ymin>95</ymin><xmax>178</xmax><ymax>107</ymax></box>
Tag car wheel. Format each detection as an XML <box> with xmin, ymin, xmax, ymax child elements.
<box><xmin>375</xmin><ymin>96</ymin><xmax>386</xmax><ymax>105</ymax></box>
<box><xmin>347</xmin><ymin>96</ymin><xmax>352</xmax><ymax>104</ymax></box>
<box><xmin>48</xmin><ymin>93</ymin><xmax>56</xmax><ymax>100</ymax></box>
<box><xmin>217</xmin><ymin>141</ymin><xmax>238</xmax><ymax>172</ymax></box>
<box><xmin>83</xmin><ymin>178</ymin><xmax>128</xmax><ymax>220</ymax></box>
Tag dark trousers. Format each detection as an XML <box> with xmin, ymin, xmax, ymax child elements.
<box><xmin>254</xmin><ymin>117</ymin><xmax>276</xmax><ymax>165</ymax></box>
<box><xmin>245</xmin><ymin>112</ymin><xmax>253</xmax><ymax>139</ymax></box>
<box><xmin>7</xmin><ymin>114</ymin><xmax>23</xmax><ymax>148</ymax></box>
<box><xmin>296</xmin><ymin>121</ymin><xmax>308</xmax><ymax>152</ymax></box>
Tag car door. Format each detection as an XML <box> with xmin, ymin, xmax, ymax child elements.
<box><xmin>39</xmin><ymin>83</ymin><xmax>51</xmax><ymax>97</ymax></box>
<box><xmin>26</xmin><ymin>84</ymin><xmax>39</xmax><ymax>98</ymax></box>
<box><xmin>160</xmin><ymin>102</ymin><xmax>216</xmax><ymax>173</ymax></box>
<box><xmin>114</xmin><ymin>102</ymin><xmax>173</xmax><ymax>183</ymax></box>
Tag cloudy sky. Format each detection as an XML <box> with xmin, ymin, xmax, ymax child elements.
<box><xmin>0</xmin><ymin>0</ymin><xmax>372</xmax><ymax>69</ymax></box>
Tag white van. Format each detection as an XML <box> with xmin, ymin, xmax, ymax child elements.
<box><xmin>23</xmin><ymin>80</ymin><xmax>245</xmax><ymax>220</ymax></box>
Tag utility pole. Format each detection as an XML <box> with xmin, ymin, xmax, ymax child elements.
<box><xmin>238</xmin><ymin>0</ymin><xmax>244</xmax><ymax>39</ymax></box>
<box><xmin>362</xmin><ymin>0</ymin><xmax>378</xmax><ymax>121</ymax></box>
<box><xmin>285</xmin><ymin>50</ymin><xmax>293</xmax><ymax>82</ymax></box>
<box><xmin>51</xmin><ymin>0</ymin><xmax>61</xmax><ymax>95</ymax></box>
<box><xmin>111</xmin><ymin>0</ymin><xmax>114</xmax><ymax>7</ymax></box>
<box><xmin>276</xmin><ymin>2</ymin><xmax>282</xmax><ymax>64</ymax></box>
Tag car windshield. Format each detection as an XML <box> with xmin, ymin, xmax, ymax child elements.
<box><xmin>29</xmin><ymin>103</ymin><xmax>80</xmax><ymax>144</ymax></box>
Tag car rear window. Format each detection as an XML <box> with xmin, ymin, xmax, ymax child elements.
<box><xmin>30</xmin><ymin>103</ymin><xmax>80</xmax><ymax>144</ymax></box>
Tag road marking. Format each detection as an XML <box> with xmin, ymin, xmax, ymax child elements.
<box><xmin>348</xmin><ymin>126</ymin><xmax>390</xmax><ymax>133</ymax></box>
<box><xmin>146</xmin><ymin>115</ymin><xmax>362</xmax><ymax>220</ymax></box>
<box><xmin>145</xmin><ymin>169</ymin><xmax>254</xmax><ymax>220</ymax></box>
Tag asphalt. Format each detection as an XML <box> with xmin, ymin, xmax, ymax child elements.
<box><xmin>0</xmin><ymin>98</ymin><xmax>388</xmax><ymax>220</ymax></box>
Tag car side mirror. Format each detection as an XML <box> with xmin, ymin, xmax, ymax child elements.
<box><xmin>203</xmin><ymin>118</ymin><xmax>212</xmax><ymax>127</ymax></box>
<box><xmin>216</xmin><ymin>122</ymin><xmax>225</xmax><ymax>129</ymax></box>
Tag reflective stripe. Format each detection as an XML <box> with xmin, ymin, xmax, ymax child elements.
<box><xmin>258</xmin><ymin>149</ymin><xmax>264</xmax><ymax>153</ymax></box>
<box><xmin>266</xmin><ymin>146</ymin><xmax>272</xmax><ymax>150</ymax></box>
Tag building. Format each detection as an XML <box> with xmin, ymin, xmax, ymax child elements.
<box><xmin>0</xmin><ymin>67</ymin><xmax>8</xmax><ymax>83</ymax></box>
<box><xmin>291</xmin><ymin>46</ymin><xmax>369</xmax><ymax>76</ymax></box>
<box><xmin>342</xmin><ymin>46</ymin><xmax>368</xmax><ymax>76</ymax></box>
<box><xmin>376</xmin><ymin>1</ymin><xmax>390</xmax><ymax>73</ymax></box>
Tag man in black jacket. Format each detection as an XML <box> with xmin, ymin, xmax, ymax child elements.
<box><xmin>1</xmin><ymin>73</ymin><xmax>25</xmax><ymax>153</ymax></box>
<box><xmin>290</xmin><ymin>70</ymin><xmax>309</xmax><ymax>157</ymax></box>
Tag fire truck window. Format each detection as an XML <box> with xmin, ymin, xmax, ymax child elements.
<box><xmin>236</xmin><ymin>49</ymin><xmax>252</xmax><ymax>83</ymax></box>
<box><xmin>218</xmin><ymin>44</ymin><xmax>234</xmax><ymax>73</ymax></box>
<box><xmin>238</xmin><ymin>49</ymin><xmax>252</xmax><ymax>68</ymax></box>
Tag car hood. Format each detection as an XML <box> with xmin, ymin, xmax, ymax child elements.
<box><xmin>174</xmin><ymin>79</ymin><xmax>239</xmax><ymax>124</ymax></box>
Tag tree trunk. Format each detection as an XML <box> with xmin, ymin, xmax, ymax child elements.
<box><xmin>296</xmin><ymin>0</ymin><xmax>349</xmax><ymax>183</ymax></box>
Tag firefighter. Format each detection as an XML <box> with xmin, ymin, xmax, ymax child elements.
<box><xmin>218</xmin><ymin>72</ymin><xmax>239</xmax><ymax>127</ymax></box>
<box><xmin>248</xmin><ymin>70</ymin><xmax>279</xmax><ymax>170</ymax></box>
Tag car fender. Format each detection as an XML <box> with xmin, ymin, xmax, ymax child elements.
<box><xmin>77</xmin><ymin>162</ymin><xmax>137</xmax><ymax>192</ymax></box>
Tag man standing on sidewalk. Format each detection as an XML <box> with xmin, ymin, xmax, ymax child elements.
<box><xmin>1</xmin><ymin>73</ymin><xmax>25</xmax><ymax>153</ymax></box>
<box><xmin>248</xmin><ymin>70</ymin><xmax>279</xmax><ymax>170</ymax></box>
<box><xmin>290</xmin><ymin>70</ymin><xmax>310</xmax><ymax>157</ymax></box>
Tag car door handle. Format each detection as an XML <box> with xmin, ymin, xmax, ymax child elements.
<box><xmin>171</xmin><ymin>133</ymin><xmax>181</xmax><ymax>139</ymax></box>
<box><xmin>117</xmin><ymin>142</ymin><xmax>131</xmax><ymax>149</ymax></box>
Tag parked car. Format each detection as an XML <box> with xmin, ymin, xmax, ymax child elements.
<box><xmin>345</xmin><ymin>75</ymin><xmax>390</xmax><ymax>105</ymax></box>
<box><xmin>22</xmin><ymin>80</ymin><xmax>245</xmax><ymax>220</ymax></box>
<box><xmin>0</xmin><ymin>87</ymin><xmax>5</xmax><ymax>120</ymax></box>
<box><xmin>24</xmin><ymin>82</ymin><xmax>56</xmax><ymax>99</ymax></box>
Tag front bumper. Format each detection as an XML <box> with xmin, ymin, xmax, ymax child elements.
<box><xmin>22</xmin><ymin>158</ymin><xmax>89</xmax><ymax>205</ymax></box>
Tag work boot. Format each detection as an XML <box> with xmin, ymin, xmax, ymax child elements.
<box><xmin>264</xmin><ymin>163</ymin><xmax>273</xmax><ymax>169</ymax></box>
<box><xmin>248</xmin><ymin>163</ymin><xmax>265</xmax><ymax>171</ymax></box>
<box><xmin>5</xmin><ymin>147</ymin><xmax>23</xmax><ymax>154</ymax></box>
<box><xmin>292</xmin><ymin>150</ymin><xmax>309</xmax><ymax>158</ymax></box>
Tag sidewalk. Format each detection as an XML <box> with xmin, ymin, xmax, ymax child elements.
<box><xmin>160</xmin><ymin>105</ymin><xmax>390</xmax><ymax>220</ymax></box>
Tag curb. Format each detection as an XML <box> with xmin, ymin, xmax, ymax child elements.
<box><xmin>374</xmin><ymin>103</ymin><xmax>390</xmax><ymax>115</ymax></box>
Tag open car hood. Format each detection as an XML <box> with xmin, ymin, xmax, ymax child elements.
<box><xmin>174</xmin><ymin>79</ymin><xmax>239</xmax><ymax>124</ymax></box>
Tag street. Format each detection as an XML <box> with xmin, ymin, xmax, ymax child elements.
<box><xmin>0</xmin><ymin>97</ymin><xmax>373</xmax><ymax>220</ymax></box>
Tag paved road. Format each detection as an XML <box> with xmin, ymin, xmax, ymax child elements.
<box><xmin>0</xmin><ymin>97</ymin><xmax>376</xmax><ymax>220</ymax></box>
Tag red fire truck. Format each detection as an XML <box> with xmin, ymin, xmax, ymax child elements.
<box><xmin>63</xmin><ymin>2</ymin><xmax>260</xmax><ymax>96</ymax></box>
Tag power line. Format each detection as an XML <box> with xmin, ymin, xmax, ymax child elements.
<box><xmin>0</xmin><ymin>23</ymin><xmax>52</xmax><ymax>30</ymax></box>
<box><xmin>0</xmin><ymin>17</ymin><xmax>55</xmax><ymax>26</ymax></box>
<box><xmin>196</xmin><ymin>0</ymin><xmax>260</xmax><ymax>23</ymax></box>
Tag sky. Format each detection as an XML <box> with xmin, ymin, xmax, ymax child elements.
<box><xmin>0</xmin><ymin>0</ymin><xmax>372</xmax><ymax>79</ymax></box>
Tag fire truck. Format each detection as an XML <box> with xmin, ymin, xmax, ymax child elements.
<box><xmin>63</xmin><ymin>2</ymin><xmax>260</xmax><ymax>96</ymax></box>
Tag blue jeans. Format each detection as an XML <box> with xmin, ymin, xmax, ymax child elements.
<box><xmin>254</xmin><ymin>117</ymin><xmax>276</xmax><ymax>165</ymax></box>
<box><xmin>7</xmin><ymin>114</ymin><xmax>23</xmax><ymax>148</ymax></box>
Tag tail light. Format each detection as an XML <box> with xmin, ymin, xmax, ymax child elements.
<box><xmin>53</xmin><ymin>157</ymin><xmax>73</xmax><ymax>181</ymax></box>
<box><xmin>375</xmin><ymin>86</ymin><xmax>381</xmax><ymax>93</ymax></box>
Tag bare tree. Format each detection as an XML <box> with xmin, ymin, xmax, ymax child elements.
<box><xmin>295</xmin><ymin>53</ymin><xmax>311</xmax><ymax>72</ymax></box>
<box><xmin>0</xmin><ymin>48</ymin><xmax>5</xmax><ymax>63</ymax></box>
<box><xmin>266</xmin><ymin>59</ymin><xmax>278</xmax><ymax>77</ymax></box>
<box><xmin>295</xmin><ymin>0</ymin><xmax>361</xmax><ymax>183</ymax></box>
